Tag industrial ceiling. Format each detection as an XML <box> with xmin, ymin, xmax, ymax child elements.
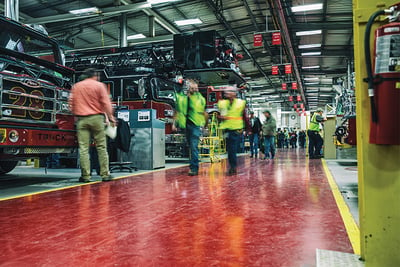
<box><xmin>1</xmin><ymin>0</ymin><xmax>354</xmax><ymax>112</ymax></box>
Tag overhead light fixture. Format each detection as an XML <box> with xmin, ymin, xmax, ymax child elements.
<box><xmin>291</xmin><ymin>3</ymin><xmax>323</xmax><ymax>13</ymax></box>
<box><xmin>69</xmin><ymin>7</ymin><xmax>99</xmax><ymax>15</ymax></box>
<box><xmin>302</xmin><ymin>65</ymin><xmax>320</xmax><ymax>69</ymax></box>
<box><xmin>301</xmin><ymin>52</ymin><xmax>321</xmax><ymax>56</ymax></box>
<box><xmin>304</xmin><ymin>82</ymin><xmax>319</xmax><ymax>85</ymax></box>
<box><xmin>296</xmin><ymin>30</ymin><xmax>322</xmax><ymax>36</ymax></box>
<box><xmin>127</xmin><ymin>34</ymin><xmax>146</xmax><ymax>40</ymax></box>
<box><xmin>174</xmin><ymin>18</ymin><xmax>202</xmax><ymax>26</ymax></box>
<box><xmin>299</xmin><ymin>44</ymin><xmax>321</xmax><ymax>49</ymax></box>
<box><xmin>304</xmin><ymin>77</ymin><xmax>319</xmax><ymax>81</ymax></box>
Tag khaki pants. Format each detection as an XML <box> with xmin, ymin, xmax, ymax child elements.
<box><xmin>76</xmin><ymin>114</ymin><xmax>109</xmax><ymax>179</ymax></box>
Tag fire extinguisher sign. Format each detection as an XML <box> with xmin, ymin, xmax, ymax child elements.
<box><xmin>375</xmin><ymin>31</ymin><xmax>400</xmax><ymax>74</ymax></box>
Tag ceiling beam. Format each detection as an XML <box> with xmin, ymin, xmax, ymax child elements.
<box><xmin>24</xmin><ymin>2</ymin><xmax>152</xmax><ymax>25</ymax></box>
<box><xmin>141</xmin><ymin>8</ymin><xmax>180</xmax><ymax>34</ymax></box>
<box><xmin>288</xmin><ymin>22</ymin><xmax>353</xmax><ymax>31</ymax></box>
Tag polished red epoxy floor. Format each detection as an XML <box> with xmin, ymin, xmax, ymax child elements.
<box><xmin>0</xmin><ymin>149</ymin><xmax>353</xmax><ymax>266</ymax></box>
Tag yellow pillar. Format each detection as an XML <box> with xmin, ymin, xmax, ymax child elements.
<box><xmin>323</xmin><ymin>117</ymin><xmax>336</xmax><ymax>159</ymax></box>
<box><xmin>353</xmin><ymin>1</ymin><xmax>400</xmax><ymax>266</ymax></box>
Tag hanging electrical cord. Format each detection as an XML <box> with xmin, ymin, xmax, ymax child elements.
<box><xmin>364</xmin><ymin>9</ymin><xmax>385</xmax><ymax>123</ymax></box>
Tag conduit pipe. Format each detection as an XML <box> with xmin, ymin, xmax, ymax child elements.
<box><xmin>268</xmin><ymin>0</ymin><xmax>307</xmax><ymax>106</ymax></box>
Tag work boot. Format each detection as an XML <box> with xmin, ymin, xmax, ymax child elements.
<box><xmin>102</xmin><ymin>175</ymin><xmax>114</xmax><ymax>182</ymax></box>
<box><xmin>227</xmin><ymin>168</ymin><xmax>237</xmax><ymax>176</ymax></box>
<box><xmin>188</xmin><ymin>170</ymin><xmax>198</xmax><ymax>176</ymax></box>
<box><xmin>79</xmin><ymin>177</ymin><xmax>92</xmax><ymax>183</ymax></box>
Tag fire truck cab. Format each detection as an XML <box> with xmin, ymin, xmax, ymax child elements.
<box><xmin>0</xmin><ymin>15</ymin><xmax>77</xmax><ymax>174</ymax></box>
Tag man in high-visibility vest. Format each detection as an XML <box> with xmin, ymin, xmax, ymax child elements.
<box><xmin>307</xmin><ymin>108</ymin><xmax>326</xmax><ymax>159</ymax></box>
<box><xmin>217</xmin><ymin>87</ymin><xmax>249</xmax><ymax>175</ymax></box>
<box><xmin>173</xmin><ymin>79</ymin><xmax>208</xmax><ymax>176</ymax></box>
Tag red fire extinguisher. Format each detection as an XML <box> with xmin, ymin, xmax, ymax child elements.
<box><xmin>365</xmin><ymin>3</ymin><xmax>400</xmax><ymax>145</ymax></box>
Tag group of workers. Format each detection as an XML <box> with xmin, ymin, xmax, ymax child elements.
<box><xmin>69</xmin><ymin>70</ymin><xmax>326</xmax><ymax>181</ymax></box>
<box><xmin>174</xmin><ymin>79</ymin><xmax>327</xmax><ymax>176</ymax></box>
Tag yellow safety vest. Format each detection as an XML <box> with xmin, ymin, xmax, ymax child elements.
<box><xmin>175</xmin><ymin>92</ymin><xmax>206</xmax><ymax>128</ymax></box>
<box><xmin>218</xmin><ymin>98</ymin><xmax>246</xmax><ymax>130</ymax></box>
<box><xmin>308</xmin><ymin>113</ymin><xmax>320</xmax><ymax>131</ymax></box>
<box><xmin>175</xmin><ymin>92</ymin><xmax>188</xmax><ymax>129</ymax></box>
<box><xmin>187</xmin><ymin>92</ymin><xmax>206</xmax><ymax>126</ymax></box>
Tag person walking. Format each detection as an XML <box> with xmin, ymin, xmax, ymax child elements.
<box><xmin>69</xmin><ymin>68</ymin><xmax>116</xmax><ymax>182</ymax></box>
<box><xmin>298</xmin><ymin>130</ymin><xmax>306</xmax><ymax>148</ymax></box>
<box><xmin>173</xmin><ymin>79</ymin><xmax>208</xmax><ymax>176</ymax></box>
<box><xmin>248</xmin><ymin>111</ymin><xmax>262</xmax><ymax>158</ymax></box>
<box><xmin>217</xmin><ymin>87</ymin><xmax>249</xmax><ymax>175</ymax></box>
<box><xmin>261</xmin><ymin>110</ymin><xmax>276</xmax><ymax>160</ymax></box>
<box><xmin>307</xmin><ymin>108</ymin><xmax>326</xmax><ymax>159</ymax></box>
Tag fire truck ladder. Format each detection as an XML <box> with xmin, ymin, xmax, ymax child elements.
<box><xmin>199</xmin><ymin>112</ymin><xmax>225</xmax><ymax>163</ymax></box>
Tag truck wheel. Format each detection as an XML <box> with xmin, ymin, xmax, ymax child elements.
<box><xmin>0</xmin><ymin>161</ymin><xmax>18</xmax><ymax>174</ymax></box>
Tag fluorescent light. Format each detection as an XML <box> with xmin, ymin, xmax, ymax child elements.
<box><xmin>296</xmin><ymin>30</ymin><xmax>322</xmax><ymax>36</ymax></box>
<box><xmin>304</xmin><ymin>82</ymin><xmax>319</xmax><ymax>85</ymax></box>
<box><xmin>299</xmin><ymin>43</ymin><xmax>321</xmax><ymax>49</ymax></box>
<box><xmin>127</xmin><ymin>34</ymin><xmax>146</xmax><ymax>40</ymax></box>
<box><xmin>304</xmin><ymin>77</ymin><xmax>319</xmax><ymax>81</ymax></box>
<box><xmin>69</xmin><ymin>7</ymin><xmax>99</xmax><ymax>15</ymax></box>
<box><xmin>174</xmin><ymin>18</ymin><xmax>202</xmax><ymax>26</ymax></box>
<box><xmin>301</xmin><ymin>51</ymin><xmax>321</xmax><ymax>56</ymax></box>
<box><xmin>302</xmin><ymin>65</ymin><xmax>320</xmax><ymax>69</ymax></box>
<box><xmin>291</xmin><ymin>3</ymin><xmax>323</xmax><ymax>13</ymax></box>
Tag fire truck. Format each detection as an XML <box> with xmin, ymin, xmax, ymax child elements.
<box><xmin>66</xmin><ymin>45</ymin><xmax>183</xmax><ymax>135</ymax></box>
<box><xmin>0</xmin><ymin>15</ymin><xmax>77</xmax><ymax>174</ymax></box>
<box><xmin>66</xmin><ymin>30</ymin><xmax>246</xmax><ymax>158</ymax></box>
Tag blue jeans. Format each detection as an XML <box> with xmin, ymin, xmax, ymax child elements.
<box><xmin>226</xmin><ymin>130</ymin><xmax>241</xmax><ymax>170</ymax></box>
<box><xmin>249</xmin><ymin>133</ymin><xmax>259</xmax><ymax>156</ymax></box>
<box><xmin>264</xmin><ymin>135</ymin><xmax>275</xmax><ymax>159</ymax></box>
<box><xmin>186</xmin><ymin>122</ymin><xmax>201</xmax><ymax>172</ymax></box>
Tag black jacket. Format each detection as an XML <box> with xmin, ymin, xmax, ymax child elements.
<box><xmin>250</xmin><ymin>117</ymin><xmax>262</xmax><ymax>133</ymax></box>
<box><xmin>115</xmin><ymin>118</ymin><xmax>131</xmax><ymax>153</ymax></box>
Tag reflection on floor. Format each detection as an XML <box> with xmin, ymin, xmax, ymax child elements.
<box><xmin>0</xmin><ymin>149</ymin><xmax>359</xmax><ymax>266</ymax></box>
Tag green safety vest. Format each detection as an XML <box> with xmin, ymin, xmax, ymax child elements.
<box><xmin>175</xmin><ymin>92</ymin><xmax>206</xmax><ymax>128</ymax></box>
<box><xmin>175</xmin><ymin>92</ymin><xmax>188</xmax><ymax>129</ymax></box>
<box><xmin>187</xmin><ymin>92</ymin><xmax>206</xmax><ymax>126</ymax></box>
<box><xmin>218</xmin><ymin>98</ymin><xmax>246</xmax><ymax>130</ymax></box>
<box><xmin>309</xmin><ymin>113</ymin><xmax>320</xmax><ymax>131</ymax></box>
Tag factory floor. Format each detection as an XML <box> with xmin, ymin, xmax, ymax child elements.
<box><xmin>0</xmin><ymin>147</ymin><xmax>363</xmax><ymax>267</ymax></box>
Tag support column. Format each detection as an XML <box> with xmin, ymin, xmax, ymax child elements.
<box><xmin>323</xmin><ymin>116</ymin><xmax>336</xmax><ymax>159</ymax></box>
<box><xmin>120</xmin><ymin>13</ymin><xmax>127</xmax><ymax>48</ymax></box>
<box><xmin>353</xmin><ymin>1</ymin><xmax>400</xmax><ymax>266</ymax></box>
<box><xmin>4</xmin><ymin>0</ymin><xmax>19</xmax><ymax>21</ymax></box>
<box><xmin>149</xmin><ymin>15</ymin><xmax>155</xmax><ymax>38</ymax></box>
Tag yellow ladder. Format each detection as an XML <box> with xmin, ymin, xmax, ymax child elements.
<box><xmin>199</xmin><ymin>112</ymin><xmax>225</xmax><ymax>163</ymax></box>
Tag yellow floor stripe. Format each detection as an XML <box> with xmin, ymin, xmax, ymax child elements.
<box><xmin>0</xmin><ymin>165</ymin><xmax>187</xmax><ymax>202</ymax></box>
<box><xmin>322</xmin><ymin>159</ymin><xmax>360</xmax><ymax>255</ymax></box>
